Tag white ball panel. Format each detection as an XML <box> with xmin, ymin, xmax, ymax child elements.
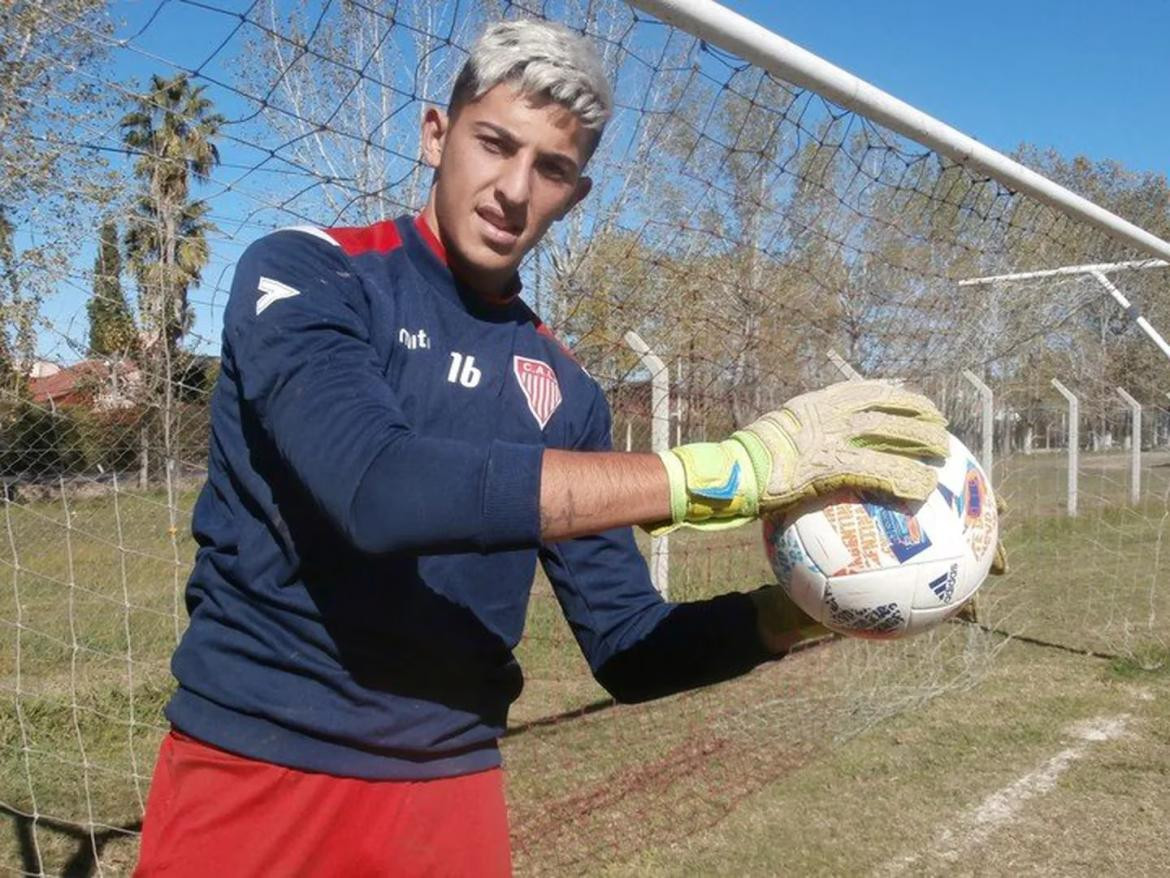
<box><xmin>953</xmin><ymin>541</ymin><xmax>991</xmax><ymax>605</ymax></box>
<box><xmin>903</xmin><ymin>603</ymin><xmax>965</xmax><ymax>637</ymax></box>
<box><xmin>820</xmin><ymin>569</ymin><xmax>912</xmax><ymax>638</ymax></box>
<box><xmin>788</xmin><ymin>560</ymin><xmax>828</xmax><ymax>624</ymax></box>
<box><xmin>791</xmin><ymin>500</ymin><xmax>859</xmax><ymax>576</ymax></box>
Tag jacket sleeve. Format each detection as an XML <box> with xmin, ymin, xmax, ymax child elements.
<box><xmin>538</xmin><ymin>384</ymin><xmax>771</xmax><ymax>703</ymax></box>
<box><xmin>225</xmin><ymin>230</ymin><xmax>542</xmax><ymax>555</ymax></box>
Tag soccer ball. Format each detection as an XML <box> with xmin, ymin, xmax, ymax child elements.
<box><xmin>763</xmin><ymin>433</ymin><xmax>998</xmax><ymax>640</ymax></box>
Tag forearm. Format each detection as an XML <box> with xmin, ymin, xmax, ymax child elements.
<box><xmin>348</xmin><ymin>444</ymin><xmax>668</xmax><ymax>554</ymax></box>
<box><xmin>539</xmin><ymin>449</ymin><xmax>671</xmax><ymax>542</ymax></box>
<box><xmin>589</xmin><ymin>586</ymin><xmax>829</xmax><ymax>703</ymax></box>
<box><xmin>593</xmin><ymin>591</ymin><xmax>771</xmax><ymax>702</ymax></box>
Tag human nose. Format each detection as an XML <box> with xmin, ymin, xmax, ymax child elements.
<box><xmin>496</xmin><ymin>154</ymin><xmax>532</xmax><ymax>209</ymax></box>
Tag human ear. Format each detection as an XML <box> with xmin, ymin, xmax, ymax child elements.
<box><xmin>421</xmin><ymin>107</ymin><xmax>449</xmax><ymax>169</ymax></box>
<box><xmin>560</xmin><ymin>175</ymin><xmax>592</xmax><ymax>219</ymax></box>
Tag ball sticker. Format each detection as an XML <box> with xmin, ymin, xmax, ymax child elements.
<box><xmin>963</xmin><ymin>465</ymin><xmax>985</xmax><ymax>527</ymax></box>
<box><xmin>822</xmin><ymin>500</ymin><xmax>888</xmax><ymax>574</ymax></box>
<box><xmin>861</xmin><ymin>495</ymin><xmax>932</xmax><ymax>563</ymax></box>
<box><xmin>825</xmin><ymin>584</ymin><xmax>904</xmax><ymax>635</ymax></box>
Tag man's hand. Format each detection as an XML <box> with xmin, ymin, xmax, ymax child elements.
<box><xmin>653</xmin><ymin>380</ymin><xmax>949</xmax><ymax>534</ymax></box>
<box><xmin>751</xmin><ymin>585</ymin><xmax>831</xmax><ymax>654</ymax></box>
<box><xmin>991</xmin><ymin>542</ymin><xmax>1008</xmax><ymax>575</ymax></box>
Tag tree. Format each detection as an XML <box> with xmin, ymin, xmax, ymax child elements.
<box><xmin>240</xmin><ymin>1</ymin><xmax>487</xmax><ymax>224</ymax></box>
<box><xmin>87</xmin><ymin>218</ymin><xmax>138</xmax><ymax>358</ymax></box>
<box><xmin>122</xmin><ymin>73</ymin><xmax>223</xmax><ymax>353</ymax></box>
<box><xmin>0</xmin><ymin>208</ymin><xmax>18</xmax><ymax>395</ymax></box>
<box><xmin>985</xmin><ymin>148</ymin><xmax>1170</xmax><ymax>449</ymax></box>
<box><xmin>0</xmin><ymin>1</ymin><xmax>110</xmax><ymax>201</ymax></box>
<box><xmin>1</xmin><ymin>1</ymin><xmax>116</xmax><ymax>386</ymax></box>
<box><xmin>121</xmin><ymin>73</ymin><xmax>223</xmax><ymax>486</ymax></box>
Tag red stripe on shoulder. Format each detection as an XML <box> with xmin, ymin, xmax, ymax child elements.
<box><xmin>414</xmin><ymin>215</ymin><xmax>448</xmax><ymax>265</ymax></box>
<box><xmin>324</xmin><ymin>220</ymin><xmax>403</xmax><ymax>257</ymax></box>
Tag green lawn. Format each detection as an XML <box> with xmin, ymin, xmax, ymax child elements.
<box><xmin>591</xmin><ymin>641</ymin><xmax>1170</xmax><ymax>876</ymax></box>
<box><xmin>1</xmin><ymin>450</ymin><xmax>1167</xmax><ymax>874</ymax></box>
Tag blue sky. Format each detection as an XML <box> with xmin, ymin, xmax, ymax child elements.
<box><xmin>35</xmin><ymin>0</ymin><xmax>1170</xmax><ymax>361</ymax></box>
<box><xmin>726</xmin><ymin>0</ymin><xmax>1170</xmax><ymax>178</ymax></box>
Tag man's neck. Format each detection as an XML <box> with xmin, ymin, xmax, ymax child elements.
<box><xmin>419</xmin><ymin>203</ymin><xmax>518</xmax><ymax>304</ymax></box>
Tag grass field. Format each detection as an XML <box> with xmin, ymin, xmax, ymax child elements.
<box><xmin>590</xmin><ymin>641</ymin><xmax>1170</xmax><ymax>876</ymax></box>
<box><xmin>1</xmin><ymin>450</ymin><xmax>1168</xmax><ymax>875</ymax></box>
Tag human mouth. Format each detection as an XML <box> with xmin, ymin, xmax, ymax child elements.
<box><xmin>476</xmin><ymin>208</ymin><xmax>522</xmax><ymax>247</ymax></box>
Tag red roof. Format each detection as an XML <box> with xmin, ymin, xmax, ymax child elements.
<box><xmin>28</xmin><ymin>360</ymin><xmax>112</xmax><ymax>406</ymax></box>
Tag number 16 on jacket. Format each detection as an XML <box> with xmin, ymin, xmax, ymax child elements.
<box><xmin>448</xmin><ymin>352</ymin><xmax>482</xmax><ymax>388</ymax></box>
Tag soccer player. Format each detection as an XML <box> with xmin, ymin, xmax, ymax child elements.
<box><xmin>134</xmin><ymin>19</ymin><xmax>956</xmax><ymax>876</ymax></box>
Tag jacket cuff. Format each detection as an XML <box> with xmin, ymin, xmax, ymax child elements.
<box><xmin>482</xmin><ymin>441</ymin><xmax>543</xmax><ymax>546</ymax></box>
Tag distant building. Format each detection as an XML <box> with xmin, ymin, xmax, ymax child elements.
<box><xmin>27</xmin><ymin>358</ymin><xmax>141</xmax><ymax>410</ymax></box>
<box><xmin>27</xmin><ymin>361</ymin><xmax>62</xmax><ymax>379</ymax></box>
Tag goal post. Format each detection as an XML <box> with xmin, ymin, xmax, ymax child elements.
<box><xmin>626</xmin><ymin>0</ymin><xmax>1170</xmax><ymax>263</ymax></box>
<box><xmin>960</xmin><ymin>260</ymin><xmax>1170</xmax><ymax>365</ymax></box>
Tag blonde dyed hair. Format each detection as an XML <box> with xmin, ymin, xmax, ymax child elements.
<box><xmin>451</xmin><ymin>19</ymin><xmax>613</xmax><ymax>134</ymax></box>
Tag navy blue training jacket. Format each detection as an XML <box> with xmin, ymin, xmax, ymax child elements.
<box><xmin>167</xmin><ymin>214</ymin><xmax>769</xmax><ymax>779</ymax></box>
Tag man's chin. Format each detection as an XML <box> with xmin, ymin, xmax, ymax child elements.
<box><xmin>479</xmin><ymin>240</ymin><xmax>517</xmax><ymax>260</ymax></box>
<box><xmin>450</xmin><ymin>240</ymin><xmax>522</xmax><ymax>290</ymax></box>
<box><xmin>469</xmin><ymin>234</ymin><xmax>525</xmax><ymax>268</ymax></box>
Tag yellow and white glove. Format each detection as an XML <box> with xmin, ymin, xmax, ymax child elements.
<box><xmin>653</xmin><ymin>379</ymin><xmax>949</xmax><ymax>534</ymax></box>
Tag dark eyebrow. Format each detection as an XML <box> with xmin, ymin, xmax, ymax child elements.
<box><xmin>475</xmin><ymin>121</ymin><xmax>520</xmax><ymax>149</ymax></box>
<box><xmin>474</xmin><ymin>121</ymin><xmax>580</xmax><ymax>175</ymax></box>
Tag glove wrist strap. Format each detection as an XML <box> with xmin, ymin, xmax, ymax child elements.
<box><xmin>656</xmin><ymin>449</ymin><xmax>689</xmax><ymax>525</ymax></box>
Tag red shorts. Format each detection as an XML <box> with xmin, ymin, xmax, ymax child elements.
<box><xmin>134</xmin><ymin>730</ymin><xmax>511</xmax><ymax>877</ymax></box>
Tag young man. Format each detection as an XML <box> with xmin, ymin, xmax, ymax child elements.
<box><xmin>134</xmin><ymin>19</ymin><xmax>952</xmax><ymax>876</ymax></box>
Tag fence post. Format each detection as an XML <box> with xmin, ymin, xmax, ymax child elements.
<box><xmin>827</xmin><ymin>349</ymin><xmax>863</xmax><ymax>381</ymax></box>
<box><xmin>625</xmin><ymin>330</ymin><xmax>670</xmax><ymax>598</ymax></box>
<box><xmin>1165</xmin><ymin>392</ymin><xmax>1170</xmax><ymax>448</ymax></box>
<box><xmin>1116</xmin><ymin>387</ymin><xmax>1142</xmax><ymax>506</ymax></box>
<box><xmin>962</xmin><ymin>369</ymin><xmax>994</xmax><ymax>477</ymax></box>
<box><xmin>1051</xmin><ymin>378</ymin><xmax>1079</xmax><ymax>517</ymax></box>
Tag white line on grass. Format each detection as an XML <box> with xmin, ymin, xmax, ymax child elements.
<box><xmin>876</xmin><ymin>714</ymin><xmax>1130</xmax><ymax>876</ymax></box>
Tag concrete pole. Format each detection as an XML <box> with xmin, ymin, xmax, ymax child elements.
<box><xmin>625</xmin><ymin>331</ymin><xmax>670</xmax><ymax>598</ymax></box>
<box><xmin>1116</xmin><ymin>387</ymin><xmax>1142</xmax><ymax>506</ymax></box>
<box><xmin>962</xmin><ymin>370</ymin><xmax>994</xmax><ymax>478</ymax></box>
<box><xmin>1051</xmin><ymin>379</ymin><xmax>1079</xmax><ymax>517</ymax></box>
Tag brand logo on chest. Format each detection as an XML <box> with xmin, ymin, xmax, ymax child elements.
<box><xmin>513</xmin><ymin>356</ymin><xmax>562</xmax><ymax>430</ymax></box>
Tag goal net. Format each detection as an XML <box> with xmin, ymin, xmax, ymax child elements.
<box><xmin>2</xmin><ymin>0</ymin><xmax>1168</xmax><ymax>873</ymax></box>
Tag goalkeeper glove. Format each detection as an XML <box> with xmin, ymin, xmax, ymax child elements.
<box><xmin>990</xmin><ymin>494</ymin><xmax>1008</xmax><ymax>575</ymax></box>
<box><xmin>653</xmin><ymin>380</ymin><xmax>949</xmax><ymax>534</ymax></box>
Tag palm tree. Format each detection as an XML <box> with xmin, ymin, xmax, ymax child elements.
<box><xmin>121</xmin><ymin>73</ymin><xmax>223</xmax><ymax>487</ymax></box>
<box><xmin>121</xmin><ymin>73</ymin><xmax>223</xmax><ymax>353</ymax></box>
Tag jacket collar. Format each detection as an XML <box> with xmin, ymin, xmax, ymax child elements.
<box><xmin>401</xmin><ymin>214</ymin><xmax>524</xmax><ymax>320</ymax></box>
